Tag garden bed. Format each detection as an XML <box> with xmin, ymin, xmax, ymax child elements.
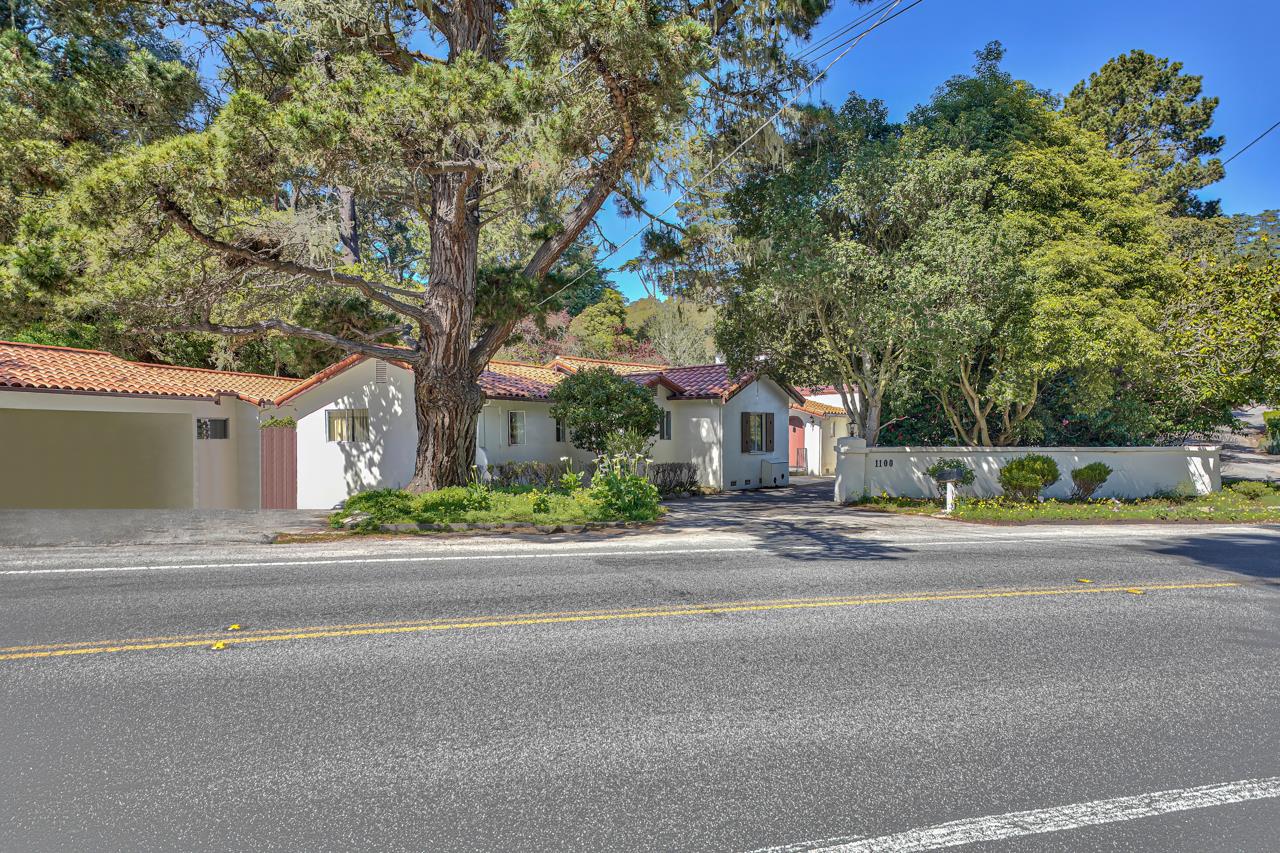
<box><xmin>851</xmin><ymin>480</ymin><xmax>1280</xmax><ymax>524</ymax></box>
<box><xmin>330</xmin><ymin>458</ymin><xmax>666</xmax><ymax>533</ymax></box>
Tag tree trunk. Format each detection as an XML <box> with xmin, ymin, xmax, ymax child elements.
<box><xmin>408</xmin><ymin>360</ymin><xmax>485</xmax><ymax>490</ymax></box>
<box><xmin>864</xmin><ymin>392</ymin><xmax>883</xmax><ymax>447</ymax></box>
<box><xmin>405</xmin><ymin>158</ymin><xmax>484</xmax><ymax>491</ymax></box>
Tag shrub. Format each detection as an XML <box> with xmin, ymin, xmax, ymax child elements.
<box><xmin>483</xmin><ymin>460</ymin><xmax>566</xmax><ymax>489</ymax></box>
<box><xmin>925</xmin><ymin>458</ymin><xmax>976</xmax><ymax>487</ymax></box>
<box><xmin>343</xmin><ymin>488</ymin><xmax>416</xmax><ymax>520</ymax></box>
<box><xmin>259</xmin><ymin>416</ymin><xmax>297</xmax><ymax>429</ymax></box>
<box><xmin>591</xmin><ymin>454</ymin><xmax>662</xmax><ymax>521</ymax></box>
<box><xmin>998</xmin><ymin>454</ymin><xmax>1060</xmax><ymax>502</ymax></box>
<box><xmin>1229</xmin><ymin>480</ymin><xmax>1273</xmax><ymax>500</ymax></box>
<box><xmin>648</xmin><ymin>462</ymin><xmax>700</xmax><ymax>496</ymax></box>
<box><xmin>1070</xmin><ymin>462</ymin><xmax>1112</xmax><ymax>500</ymax></box>
<box><xmin>1264</xmin><ymin>411</ymin><xmax>1280</xmax><ymax>436</ymax></box>
<box><xmin>548</xmin><ymin>367</ymin><xmax>663</xmax><ymax>454</ymax></box>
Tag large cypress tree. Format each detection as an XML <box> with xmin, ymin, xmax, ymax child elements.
<box><xmin>48</xmin><ymin>0</ymin><xmax>852</xmax><ymax>490</ymax></box>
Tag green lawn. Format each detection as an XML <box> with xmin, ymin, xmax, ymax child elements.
<box><xmin>851</xmin><ymin>480</ymin><xmax>1280</xmax><ymax>523</ymax></box>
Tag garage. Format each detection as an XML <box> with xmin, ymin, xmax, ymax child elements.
<box><xmin>0</xmin><ymin>408</ymin><xmax>195</xmax><ymax>509</ymax></box>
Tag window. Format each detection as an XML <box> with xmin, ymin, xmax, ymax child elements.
<box><xmin>658</xmin><ymin>409</ymin><xmax>672</xmax><ymax>441</ymax></box>
<box><xmin>739</xmin><ymin>411</ymin><xmax>775</xmax><ymax>453</ymax></box>
<box><xmin>326</xmin><ymin>409</ymin><xmax>370</xmax><ymax>442</ymax></box>
<box><xmin>196</xmin><ymin>418</ymin><xmax>229</xmax><ymax>440</ymax></box>
<box><xmin>554</xmin><ymin>417</ymin><xmax>566</xmax><ymax>443</ymax></box>
<box><xmin>508</xmin><ymin>411</ymin><xmax>526</xmax><ymax>446</ymax></box>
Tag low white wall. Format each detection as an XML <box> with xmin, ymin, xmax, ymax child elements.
<box><xmin>834</xmin><ymin>439</ymin><xmax>1222</xmax><ymax>503</ymax></box>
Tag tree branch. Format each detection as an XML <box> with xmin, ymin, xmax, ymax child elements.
<box><xmin>152</xmin><ymin>319</ymin><xmax>417</xmax><ymax>362</ymax></box>
<box><xmin>156</xmin><ymin>189</ymin><xmax>437</xmax><ymax>333</ymax></box>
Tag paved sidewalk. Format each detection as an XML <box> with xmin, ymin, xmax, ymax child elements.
<box><xmin>0</xmin><ymin>508</ymin><xmax>330</xmax><ymax>548</ymax></box>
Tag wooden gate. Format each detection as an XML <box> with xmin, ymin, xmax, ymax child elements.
<box><xmin>260</xmin><ymin>426</ymin><xmax>297</xmax><ymax>509</ymax></box>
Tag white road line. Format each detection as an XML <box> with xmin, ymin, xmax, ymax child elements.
<box><xmin>756</xmin><ymin>777</ymin><xmax>1280</xmax><ymax>852</ymax></box>
<box><xmin>0</xmin><ymin>546</ymin><xmax>775</xmax><ymax>576</ymax></box>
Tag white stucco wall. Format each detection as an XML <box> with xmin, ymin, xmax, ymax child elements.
<box><xmin>0</xmin><ymin>388</ymin><xmax>259</xmax><ymax>509</ymax></box>
<box><xmin>476</xmin><ymin>399</ymin><xmax>593</xmax><ymax>471</ymax></box>
<box><xmin>834</xmin><ymin>439</ymin><xmax>1223</xmax><ymax>502</ymax></box>
<box><xmin>273</xmin><ymin>359</ymin><xmax>417</xmax><ymax>509</ymax></box>
<box><xmin>720</xmin><ymin>378</ymin><xmax>791</xmax><ymax>490</ymax></box>
<box><xmin>668</xmin><ymin>398</ymin><xmax>723</xmax><ymax>489</ymax></box>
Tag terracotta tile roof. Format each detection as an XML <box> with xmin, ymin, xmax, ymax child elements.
<box><xmin>659</xmin><ymin>364</ymin><xmax>743</xmax><ymax>398</ymax></box>
<box><xmin>545</xmin><ymin>355</ymin><xmax>667</xmax><ymax>375</ymax></box>
<box><xmin>0</xmin><ymin>340</ymin><xmax>302</xmax><ymax>402</ymax></box>
<box><xmin>480</xmin><ymin>361</ymin><xmax>566</xmax><ymax>399</ymax></box>
<box><xmin>793</xmin><ymin>398</ymin><xmax>846</xmax><ymax>416</ymax></box>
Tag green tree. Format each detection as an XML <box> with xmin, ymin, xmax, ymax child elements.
<box><xmin>49</xmin><ymin>0</ymin><xmax>847</xmax><ymax>490</ymax></box>
<box><xmin>1162</xmin><ymin>257</ymin><xmax>1280</xmax><ymax>410</ymax></box>
<box><xmin>0</xmin><ymin>2</ymin><xmax>204</xmax><ymax>347</ymax></box>
<box><xmin>568</xmin><ymin>287</ymin><xmax>631</xmax><ymax>358</ymax></box>
<box><xmin>716</xmin><ymin>96</ymin><xmax>914</xmax><ymax>445</ymax></box>
<box><xmin>645</xmin><ymin>298</ymin><xmax>715</xmax><ymax>365</ymax></box>
<box><xmin>1233</xmin><ymin>211</ymin><xmax>1280</xmax><ymax>263</ymax></box>
<box><xmin>548</xmin><ymin>366</ymin><xmax>662</xmax><ymax>454</ymax></box>
<box><xmin>1063</xmin><ymin>49</ymin><xmax>1224</xmax><ymax>217</ymax></box>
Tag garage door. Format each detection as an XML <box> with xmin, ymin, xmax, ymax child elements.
<box><xmin>0</xmin><ymin>409</ymin><xmax>194</xmax><ymax>508</ymax></box>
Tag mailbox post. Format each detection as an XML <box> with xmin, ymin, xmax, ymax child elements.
<box><xmin>935</xmin><ymin>468</ymin><xmax>964</xmax><ymax>514</ymax></box>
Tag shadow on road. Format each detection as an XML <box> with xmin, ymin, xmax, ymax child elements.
<box><xmin>658</xmin><ymin>478</ymin><xmax>912</xmax><ymax>563</ymax></box>
<box><xmin>1142</xmin><ymin>529</ymin><xmax>1280</xmax><ymax>581</ymax></box>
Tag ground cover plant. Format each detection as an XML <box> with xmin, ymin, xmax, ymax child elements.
<box><xmin>851</xmin><ymin>479</ymin><xmax>1280</xmax><ymax>523</ymax></box>
<box><xmin>332</xmin><ymin>454</ymin><xmax>661</xmax><ymax>531</ymax></box>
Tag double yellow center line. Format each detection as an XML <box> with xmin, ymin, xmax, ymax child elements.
<box><xmin>0</xmin><ymin>581</ymin><xmax>1240</xmax><ymax>663</ymax></box>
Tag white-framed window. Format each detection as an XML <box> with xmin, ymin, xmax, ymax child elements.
<box><xmin>554</xmin><ymin>417</ymin><xmax>567</xmax><ymax>443</ymax></box>
<box><xmin>196</xmin><ymin>418</ymin><xmax>229</xmax><ymax>440</ymax></box>
<box><xmin>659</xmin><ymin>409</ymin><xmax>672</xmax><ymax>441</ymax></box>
<box><xmin>740</xmin><ymin>411</ymin><xmax>775</xmax><ymax>454</ymax></box>
<box><xmin>326</xmin><ymin>408</ymin><xmax>370</xmax><ymax>442</ymax></box>
<box><xmin>508</xmin><ymin>410</ymin><xmax>526</xmax><ymax>446</ymax></box>
<box><xmin>477</xmin><ymin>405</ymin><xmax>488</xmax><ymax>448</ymax></box>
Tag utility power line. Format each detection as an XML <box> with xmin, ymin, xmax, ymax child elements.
<box><xmin>1222</xmin><ymin>118</ymin><xmax>1280</xmax><ymax>165</ymax></box>
<box><xmin>538</xmin><ymin>0</ymin><xmax>926</xmax><ymax>306</ymax></box>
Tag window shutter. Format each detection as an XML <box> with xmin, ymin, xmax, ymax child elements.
<box><xmin>741</xmin><ymin>412</ymin><xmax>751</xmax><ymax>453</ymax></box>
<box><xmin>764</xmin><ymin>412</ymin><xmax>775</xmax><ymax>452</ymax></box>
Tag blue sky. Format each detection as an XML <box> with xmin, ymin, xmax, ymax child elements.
<box><xmin>602</xmin><ymin>0</ymin><xmax>1280</xmax><ymax>300</ymax></box>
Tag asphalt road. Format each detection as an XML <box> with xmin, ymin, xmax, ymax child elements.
<box><xmin>2</xmin><ymin>509</ymin><xmax>1278</xmax><ymax>852</ymax></box>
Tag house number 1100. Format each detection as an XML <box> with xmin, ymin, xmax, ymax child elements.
<box><xmin>874</xmin><ymin>459</ymin><xmax>893</xmax><ymax>468</ymax></box>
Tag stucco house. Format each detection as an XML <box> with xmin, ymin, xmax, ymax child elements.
<box><xmin>0</xmin><ymin>341</ymin><xmax>799</xmax><ymax>509</ymax></box>
<box><xmin>788</xmin><ymin>398</ymin><xmax>852</xmax><ymax>476</ymax></box>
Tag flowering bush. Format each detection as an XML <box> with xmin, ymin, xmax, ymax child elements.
<box><xmin>590</xmin><ymin>452</ymin><xmax>662</xmax><ymax>521</ymax></box>
<box><xmin>530</xmin><ymin>489</ymin><xmax>551</xmax><ymax>514</ymax></box>
<box><xmin>556</xmin><ymin>457</ymin><xmax>586</xmax><ymax>493</ymax></box>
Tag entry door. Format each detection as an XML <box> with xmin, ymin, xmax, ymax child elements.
<box><xmin>260</xmin><ymin>427</ymin><xmax>297</xmax><ymax>509</ymax></box>
<box><xmin>788</xmin><ymin>416</ymin><xmax>806</xmax><ymax>470</ymax></box>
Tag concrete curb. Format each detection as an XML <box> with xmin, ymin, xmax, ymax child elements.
<box><xmin>374</xmin><ymin>519</ymin><xmax>652</xmax><ymax>534</ymax></box>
